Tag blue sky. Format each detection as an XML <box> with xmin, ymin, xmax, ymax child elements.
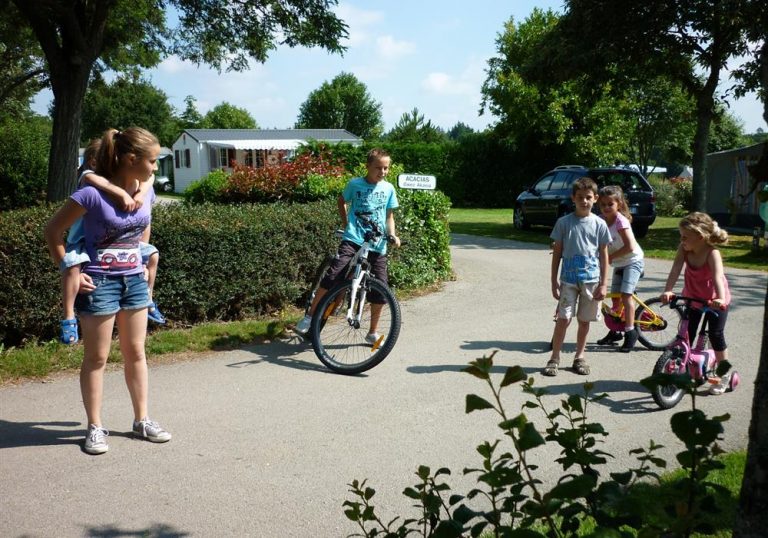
<box><xmin>33</xmin><ymin>0</ymin><xmax>766</xmax><ymax>134</ymax></box>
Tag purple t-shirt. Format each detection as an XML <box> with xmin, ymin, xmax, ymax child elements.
<box><xmin>70</xmin><ymin>185</ymin><xmax>155</xmax><ymax>276</ymax></box>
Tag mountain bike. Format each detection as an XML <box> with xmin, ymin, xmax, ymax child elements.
<box><xmin>650</xmin><ymin>295</ymin><xmax>740</xmax><ymax>409</ymax></box>
<box><xmin>309</xmin><ymin>213</ymin><xmax>402</xmax><ymax>375</ymax></box>
<box><xmin>600</xmin><ymin>293</ymin><xmax>682</xmax><ymax>350</ymax></box>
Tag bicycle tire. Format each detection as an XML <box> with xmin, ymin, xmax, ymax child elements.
<box><xmin>304</xmin><ymin>256</ymin><xmax>334</xmax><ymax>315</ymax></box>
<box><xmin>651</xmin><ymin>347</ymin><xmax>686</xmax><ymax>409</ymax></box>
<box><xmin>310</xmin><ymin>277</ymin><xmax>401</xmax><ymax>375</ymax></box>
<box><xmin>635</xmin><ymin>297</ymin><xmax>682</xmax><ymax>351</ymax></box>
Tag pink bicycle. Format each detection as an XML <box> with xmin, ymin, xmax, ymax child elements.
<box><xmin>650</xmin><ymin>295</ymin><xmax>740</xmax><ymax>409</ymax></box>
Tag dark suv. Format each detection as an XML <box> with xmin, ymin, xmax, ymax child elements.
<box><xmin>513</xmin><ymin>165</ymin><xmax>656</xmax><ymax>238</ymax></box>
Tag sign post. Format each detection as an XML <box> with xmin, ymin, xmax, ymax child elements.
<box><xmin>397</xmin><ymin>173</ymin><xmax>437</xmax><ymax>190</ymax></box>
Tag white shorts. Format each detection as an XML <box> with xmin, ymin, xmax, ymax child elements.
<box><xmin>557</xmin><ymin>281</ymin><xmax>602</xmax><ymax>322</ymax></box>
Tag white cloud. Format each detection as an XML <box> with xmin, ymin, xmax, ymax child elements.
<box><xmin>336</xmin><ymin>3</ymin><xmax>384</xmax><ymax>47</ymax></box>
<box><xmin>421</xmin><ymin>58</ymin><xmax>486</xmax><ymax>97</ymax></box>
<box><xmin>376</xmin><ymin>35</ymin><xmax>415</xmax><ymax>61</ymax></box>
<box><xmin>157</xmin><ymin>56</ymin><xmax>195</xmax><ymax>75</ymax></box>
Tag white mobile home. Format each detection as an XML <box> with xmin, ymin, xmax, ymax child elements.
<box><xmin>171</xmin><ymin>128</ymin><xmax>363</xmax><ymax>192</ymax></box>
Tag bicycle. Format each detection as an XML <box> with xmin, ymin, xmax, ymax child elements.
<box><xmin>649</xmin><ymin>295</ymin><xmax>740</xmax><ymax>409</ymax></box>
<box><xmin>599</xmin><ymin>292</ymin><xmax>682</xmax><ymax>350</ymax></box>
<box><xmin>307</xmin><ymin>212</ymin><xmax>402</xmax><ymax>375</ymax></box>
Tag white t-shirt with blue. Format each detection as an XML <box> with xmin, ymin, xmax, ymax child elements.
<box><xmin>342</xmin><ymin>177</ymin><xmax>399</xmax><ymax>255</ymax></box>
<box><xmin>551</xmin><ymin>213</ymin><xmax>611</xmax><ymax>284</ymax></box>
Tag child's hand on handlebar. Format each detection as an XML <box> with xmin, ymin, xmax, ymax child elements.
<box><xmin>660</xmin><ymin>291</ymin><xmax>675</xmax><ymax>304</ymax></box>
<box><xmin>711</xmin><ymin>298</ymin><xmax>727</xmax><ymax>310</ymax></box>
<box><xmin>389</xmin><ymin>235</ymin><xmax>401</xmax><ymax>248</ymax></box>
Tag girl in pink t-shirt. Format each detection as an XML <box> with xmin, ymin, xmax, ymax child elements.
<box><xmin>661</xmin><ymin>212</ymin><xmax>732</xmax><ymax>395</ymax></box>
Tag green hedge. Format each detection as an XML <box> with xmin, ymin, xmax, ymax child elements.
<box><xmin>0</xmin><ymin>192</ymin><xmax>451</xmax><ymax>347</ymax></box>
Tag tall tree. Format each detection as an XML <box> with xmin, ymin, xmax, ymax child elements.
<box><xmin>447</xmin><ymin>122</ymin><xmax>475</xmax><ymax>140</ymax></box>
<box><xmin>562</xmin><ymin>0</ymin><xmax>754</xmax><ymax>210</ymax></box>
<box><xmin>81</xmin><ymin>74</ymin><xmax>179</xmax><ymax>147</ymax></box>
<box><xmin>179</xmin><ymin>95</ymin><xmax>203</xmax><ymax>130</ymax></box>
<box><xmin>734</xmin><ymin>3</ymin><xmax>768</xmax><ymax>534</ymax></box>
<box><xmin>0</xmin><ymin>1</ymin><xmax>46</xmax><ymax>118</ymax></box>
<box><xmin>385</xmin><ymin>108</ymin><xmax>446</xmax><ymax>143</ymax></box>
<box><xmin>295</xmin><ymin>72</ymin><xmax>383</xmax><ymax>140</ymax></box>
<box><xmin>11</xmin><ymin>0</ymin><xmax>347</xmax><ymax>201</ymax></box>
<box><xmin>201</xmin><ymin>102</ymin><xmax>258</xmax><ymax>129</ymax></box>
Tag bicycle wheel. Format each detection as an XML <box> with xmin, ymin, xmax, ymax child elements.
<box><xmin>304</xmin><ymin>256</ymin><xmax>334</xmax><ymax>314</ymax></box>
<box><xmin>635</xmin><ymin>297</ymin><xmax>682</xmax><ymax>351</ymax></box>
<box><xmin>311</xmin><ymin>277</ymin><xmax>401</xmax><ymax>375</ymax></box>
<box><xmin>651</xmin><ymin>347</ymin><xmax>686</xmax><ymax>409</ymax></box>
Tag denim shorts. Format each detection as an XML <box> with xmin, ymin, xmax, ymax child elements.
<box><xmin>75</xmin><ymin>273</ymin><xmax>150</xmax><ymax>316</ymax></box>
<box><xmin>140</xmin><ymin>242</ymin><xmax>159</xmax><ymax>265</ymax></box>
<box><xmin>60</xmin><ymin>242</ymin><xmax>90</xmax><ymax>272</ymax></box>
<box><xmin>610</xmin><ymin>259</ymin><xmax>644</xmax><ymax>295</ymax></box>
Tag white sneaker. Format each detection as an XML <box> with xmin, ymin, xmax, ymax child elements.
<box><xmin>365</xmin><ymin>332</ymin><xmax>382</xmax><ymax>345</ymax></box>
<box><xmin>84</xmin><ymin>424</ymin><xmax>109</xmax><ymax>455</ymax></box>
<box><xmin>132</xmin><ymin>417</ymin><xmax>172</xmax><ymax>443</ymax></box>
<box><xmin>295</xmin><ymin>314</ymin><xmax>312</xmax><ymax>334</ymax></box>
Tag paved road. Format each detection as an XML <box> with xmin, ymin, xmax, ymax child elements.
<box><xmin>1</xmin><ymin>234</ymin><xmax>765</xmax><ymax>537</ymax></box>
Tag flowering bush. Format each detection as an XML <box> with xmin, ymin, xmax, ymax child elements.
<box><xmin>221</xmin><ymin>153</ymin><xmax>348</xmax><ymax>203</ymax></box>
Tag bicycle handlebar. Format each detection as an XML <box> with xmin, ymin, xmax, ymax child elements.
<box><xmin>666</xmin><ymin>294</ymin><xmax>722</xmax><ymax>314</ymax></box>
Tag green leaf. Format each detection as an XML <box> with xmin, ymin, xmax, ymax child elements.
<box><xmin>518</xmin><ymin>422</ymin><xmax>546</xmax><ymax>451</ymax></box>
<box><xmin>501</xmin><ymin>365</ymin><xmax>526</xmax><ymax>387</ymax></box>
<box><xmin>466</xmin><ymin>394</ymin><xmax>495</xmax><ymax>413</ymax></box>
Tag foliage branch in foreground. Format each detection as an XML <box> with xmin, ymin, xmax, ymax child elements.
<box><xmin>343</xmin><ymin>352</ymin><xmax>732</xmax><ymax>537</ymax></box>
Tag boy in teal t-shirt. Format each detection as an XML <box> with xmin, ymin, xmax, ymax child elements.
<box><xmin>296</xmin><ymin>149</ymin><xmax>400</xmax><ymax>339</ymax></box>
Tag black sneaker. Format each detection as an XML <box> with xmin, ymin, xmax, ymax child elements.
<box><xmin>596</xmin><ymin>331</ymin><xmax>623</xmax><ymax>345</ymax></box>
<box><xmin>619</xmin><ymin>329</ymin><xmax>639</xmax><ymax>353</ymax></box>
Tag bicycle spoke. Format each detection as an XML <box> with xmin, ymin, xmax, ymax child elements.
<box><xmin>311</xmin><ymin>278</ymin><xmax>401</xmax><ymax>374</ymax></box>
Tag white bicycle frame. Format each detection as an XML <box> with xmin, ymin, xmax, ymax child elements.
<box><xmin>345</xmin><ymin>241</ymin><xmax>372</xmax><ymax>325</ymax></box>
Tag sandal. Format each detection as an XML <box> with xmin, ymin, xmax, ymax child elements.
<box><xmin>147</xmin><ymin>302</ymin><xmax>167</xmax><ymax>324</ymax></box>
<box><xmin>572</xmin><ymin>358</ymin><xmax>590</xmax><ymax>376</ymax></box>
<box><xmin>60</xmin><ymin>318</ymin><xmax>79</xmax><ymax>344</ymax></box>
<box><xmin>542</xmin><ymin>359</ymin><xmax>559</xmax><ymax>377</ymax></box>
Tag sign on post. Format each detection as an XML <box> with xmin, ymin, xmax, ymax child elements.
<box><xmin>397</xmin><ymin>173</ymin><xmax>436</xmax><ymax>190</ymax></box>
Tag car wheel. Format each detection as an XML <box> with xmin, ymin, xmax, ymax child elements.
<box><xmin>513</xmin><ymin>205</ymin><xmax>529</xmax><ymax>230</ymax></box>
<box><xmin>162</xmin><ymin>182</ymin><xmax>173</xmax><ymax>192</ymax></box>
<box><xmin>633</xmin><ymin>224</ymin><xmax>649</xmax><ymax>239</ymax></box>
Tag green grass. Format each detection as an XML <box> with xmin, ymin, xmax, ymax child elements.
<box><xmin>449</xmin><ymin>208</ymin><xmax>768</xmax><ymax>272</ymax></box>
<box><xmin>0</xmin><ymin>317</ymin><xmax>291</xmax><ymax>384</ymax></box>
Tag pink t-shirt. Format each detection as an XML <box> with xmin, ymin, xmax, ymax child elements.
<box><xmin>682</xmin><ymin>250</ymin><xmax>731</xmax><ymax>306</ymax></box>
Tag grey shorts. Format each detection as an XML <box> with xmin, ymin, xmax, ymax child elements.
<box><xmin>611</xmin><ymin>259</ymin><xmax>644</xmax><ymax>295</ymax></box>
<box><xmin>557</xmin><ymin>281</ymin><xmax>601</xmax><ymax>322</ymax></box>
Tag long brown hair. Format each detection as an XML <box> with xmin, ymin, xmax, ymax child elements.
<box><xmin>599</xmin><ymin>185</ymin><xmax>632</xmax><ymax>222</ymax></box>
<box><xmin>95</xmin><ymin>127</ymin><xmax>159</xmax><ymax>178</ymax></box>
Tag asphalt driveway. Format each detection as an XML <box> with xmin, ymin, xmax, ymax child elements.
<box><xmin>1</xmin><ymin>234</ymin><xmax>765</xmax><ymax>537</ymax></box>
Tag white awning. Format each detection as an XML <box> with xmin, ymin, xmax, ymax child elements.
<box><xmin>206</xmin><ymin>139</ymin><xmax>304</xmax><ymax>150</ymax></box>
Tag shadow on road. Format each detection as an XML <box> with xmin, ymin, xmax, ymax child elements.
<box><xmin>0</xmin><ymin>419</ymin><xmax>82</xmax><ymax>449</ymax></box>
<box><xmin>224</xmin><ymin>336</ymin><xmax>374</xmax><ymax>376</ymax></box>
<box><xmin>86</xmin><ymin>523</ymin><xmax>189</xmax><ymax>537</ymax></box>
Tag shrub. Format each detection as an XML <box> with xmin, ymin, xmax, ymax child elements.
<box><xmin>653</xmin><ymin>177</ymin><xmax>693</xmax><ymax>217</ymax></box>
<box><xmin>0</xmin><ymin>188</ymin><xmax>452</xmax><ymax>346</ymax></box>
<box><xmin>182</xmin><ymin>169</ymin><xmax>229</xmax><ymax>205</ymax></box>
<box><xmin>343</xmin><ymin>353</ymin><xmax>734</xmax><ymax>537</ymax></box>
<box><xmin>0</xmin><ymin>115</ymin><xmax>51</xmax><ymax>210</ymax></box>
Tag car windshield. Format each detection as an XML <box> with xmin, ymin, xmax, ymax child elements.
<box><xmin>591</xmin><ymin>172</ymin><xmax>644</xmax><ymax>192</ymax></box>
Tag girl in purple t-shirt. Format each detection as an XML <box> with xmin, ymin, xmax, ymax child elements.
<box><xmin>45</xmin><ymin>127</ymin><xmax>171</xmax><ymax>455</ymax></box>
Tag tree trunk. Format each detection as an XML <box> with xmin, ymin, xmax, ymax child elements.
<box><xmin>46</xmin><ymin>67</ymin><xmax>89</xmax><ymax>201</ymax></box>
<box><xmin>733</xmin><ymin>42</ymin><xmax>768</xmax><ymax>538</ymax></box>
<box><xmin>690</xmin><ymin>96</ymin><xmax>714</xmax><ymax>212</ymax></box>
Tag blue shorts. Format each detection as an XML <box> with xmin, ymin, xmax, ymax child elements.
<box><xmin>75</xmin><ymin>273</ymin><xmax>151</xmax><ymax>316</ymax></box>
<box><xmin>610</xmin><ymin>259</ymin><xmax>644</xmax><ymax>295</ymax></box>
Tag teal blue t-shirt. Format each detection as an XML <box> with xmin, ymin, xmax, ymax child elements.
<box><xmin>342</xmin><ymin>177</ymin><xmax>399</xmax><ymax>254</ymax></box>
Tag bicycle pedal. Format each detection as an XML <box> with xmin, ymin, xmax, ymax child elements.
<box><xmin>705</xmin><ymin>377</ymin><xmax>721</xmax><ymax>385</ymax></box>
